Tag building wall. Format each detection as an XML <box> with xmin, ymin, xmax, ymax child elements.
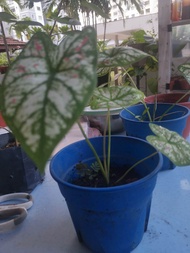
<box><xmin>96</xmin><ymin>13</ymin><xmax>158</xmax><ymax>43</ymax></box>
<box><xmin>97</xmin><ymin>0</ymin><xmax>158</xmax><ymax>23</ymax></box>
<box><xmin>7</xmin><ymin>0</ymin><xmax>44</xmax><ymax>24</ymax></box>
<box><xmin>2</xmin><ymin>0</ymin><xmax>158</xmax><ymax>43</ymax></box>
<box><xmin>1</xmin><ymin>0</ymin><xmax>45</xmax><ymax>40</ymax></box>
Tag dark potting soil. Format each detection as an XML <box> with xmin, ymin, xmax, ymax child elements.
<box><xmin>71</xmin><ymin>165</ymin><xmax>140</xmax><ymax>188</ymax></box>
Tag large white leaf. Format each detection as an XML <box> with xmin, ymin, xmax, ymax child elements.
<box><xmin>1</xmin><ymin>27</ymin><xmax>98</xmax><ymax>172</ymax></box>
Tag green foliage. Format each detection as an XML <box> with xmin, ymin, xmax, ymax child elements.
<box><xmin>127</xmin><ymin>30</ymin><xmax>146</xmax><ymax>44</ymax></box>
<box><xmin>9</xmin><ymin>17</ymin><xmax>42</xmax><ymax>40</ymax></box>
<box><xmin>147</xmin><ymin>78</ymin><xmax>158</xmax><ymax>94</ymax></box>
<box><xmin>0</xmin><ymin>53</ymin><xmax>9</xmax><ymax>66</ymax></box>
<box><xmin>81</xmin><ymin>0</ymin><xmax>110</xmax><ymax>19</ymax></box>
<box><xmin>0</xmin><ymin>12</ymin><xmax>17</xmax><ymax>22</ymax></box>
<box><xmin>178</xmin><ymin>63</ymin><xmax>190</xmax><ymax>84</ymax></box>
<box><xmin>0</xmin><ymin>52</ymin><xmax>17</xmax><ymax>66</ymax></box>
<box><xmin>76</xmin><ymin>161</ymin><xmax>100</xmax><ymax>180</ymax></box>
<box><xmin>50</xmin><ymin>15</ymin><xmax>81</xmax><ymax>25</ymax></box>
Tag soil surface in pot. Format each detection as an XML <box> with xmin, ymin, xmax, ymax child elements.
<box><xmin>72</xmin><ymin>164</ymin><xmax>140</xmax><ymax>187</ymax></box>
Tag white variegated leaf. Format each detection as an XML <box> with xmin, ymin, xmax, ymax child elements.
<box><xmin>1</xmin><ymin>27</ymin><xmax>98</xmax><ymax>172</ymax></box>
<box><xmin>146</xmin><ymin>123</ymin><xmax>190</xmax><ymax>166</ymax></box>
<box><xmin>89</xmin><ymin>86</ymin><xmax>145</xmax><ymax>109</ymax></box>
<box><xmin>98</xmin><ymin>47</ymin><xmax>149</xmax><ymax>68</ymax></box>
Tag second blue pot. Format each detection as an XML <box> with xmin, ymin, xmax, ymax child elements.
<box><xmin>120</xmin><ymin>103</ymin><xmax>189</xmax><ymax>170</ymax></box>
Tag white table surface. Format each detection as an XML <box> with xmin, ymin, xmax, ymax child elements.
<box><xmin>0</xmin><ymin>163</ymin><xmax>190</xmax><ymax>253</ymax></box>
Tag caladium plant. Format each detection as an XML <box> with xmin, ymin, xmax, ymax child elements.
<box><xmin>0</xmin><ymin>27</ymin><xmax>149</xmax><ymax>174</ymax></box>
<box><xmin>1</xmin><ymin>25</ymin><xmax>190</xmax><ymax>180</ymax></box>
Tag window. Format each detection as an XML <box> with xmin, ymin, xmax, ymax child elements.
<box><xmin>37</xmin><ymin>7</ymin><xmax>41</xmax><ymax>11</ymax></box>
<box><xmin>144</xmin><ymin>1</ymin><xmax>150</xmax><ymax>5</ymax></box>
<box><xmin>38</xmin><ymin>16</ymin><xmax>42</xmax><ymax>21</ymax></box>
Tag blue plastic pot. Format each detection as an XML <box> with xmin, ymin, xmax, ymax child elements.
<box><xmin>50</xmin><ymin>136</ymin><xmax>163</xmax><ymax>253</ymax></box>
<box><xmin>120</xmin><ymin>103</ymin><xmax>189</xmax><ymax>170</ymax></box>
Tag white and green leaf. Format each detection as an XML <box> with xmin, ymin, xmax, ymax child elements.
<box><xmin>147</xmin><ymin>123</ymin><xmax>190</xmax><ymax>166</ymax></box>
<box><xmin>98</xmin><ymin>47</ymin><xmax>149</xmax><ymax>68</ymax></box>
<box><xmin>1</xmin><ymin>26</ymin><xmax>98</xmax><ymax>172</ymax></box>
<box><xmin>89</xmin><ymin>86</ymin><xmax>145</xmax><ymax>109</ymax></box>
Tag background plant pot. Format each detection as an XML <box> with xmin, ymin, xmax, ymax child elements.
<box><xmin>145</xmin><ymin>93</ymin><xmax>190</xmax><ymax>138</ymax></box>
<box><xmin>83</xmin><ymin>106</ymin><xmax>124</xmax><ymax>135</ymax></box>
<box><xmin>0</xmin><ymin>133</ymin><xmax>44</xmax><ymax>194</ymax></box>
<box><xmin>170</xmin><ymin>76</ymin><xmax>190</xmax><ymax>91</ymax></box>
<box><xmin>0</xmin><ymin>65</ymin><xmax>9</xmax><ymax>74</ymax></box>
<box><xmin>50</xmin><ymin>136</ymin><xmax>163</xmax><ymax>253</ymax></box>
<box><xmin>120</xmin><ymin>103</ymin><xmax>189</xmax><ymax>170</ymax></box>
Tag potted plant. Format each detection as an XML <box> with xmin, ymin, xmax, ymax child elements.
<box><xmin>144</xmin><ymin>92</ymin><xmax>190</xmax><ymax>138</ymax></box>
<box><xmin>0</xmin><ymin>52</ymin><xmax>9</xmax><ymax>74</ymax></box>
<box><xmin>1</xmin><ymin>24</ymin><xmax>190</xmax><ymax>252</ymax></box>
<box><xmin>83</xmin><ymin>32</ymin><xmax>158</xmax><ymax>137</ymax></box>
<box><xmin>120</xmin><ymin>102</ymin><xmax>189</xmax><ymax>171</ymax></box>
<box><xmin>119</xmin><ymin>29</ymin><xmax>159</xmax><ymax>94</ymax></box>
<box><xmin>0</xmin><ymin>128</ymin><xmax>44</xmax><ymax>194</ymax></box>
<box><xmin>144</xmin><ymin>62</ymin><xmax>190</xmax><ymax>139</ymax></box>
<box><xmin>83</xmin><ymin>46</ymin><xmax>150</xmax><ymax>136</ymax></box>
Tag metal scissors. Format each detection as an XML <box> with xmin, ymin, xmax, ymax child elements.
<box><xmin>0</xmin><ymin>192</ymin><xmax>33</xmax><ymax>233</ymax></box>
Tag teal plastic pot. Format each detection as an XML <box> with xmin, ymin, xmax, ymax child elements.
<box><xmin>50</xmin><ymin>136</ymin><xmax>163</xmax><ymax>253</ymax></box>
<box><xmin>120</xmin><ymin>103</ymin><xmax>189</xmax><ymax>170</ymax></box>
